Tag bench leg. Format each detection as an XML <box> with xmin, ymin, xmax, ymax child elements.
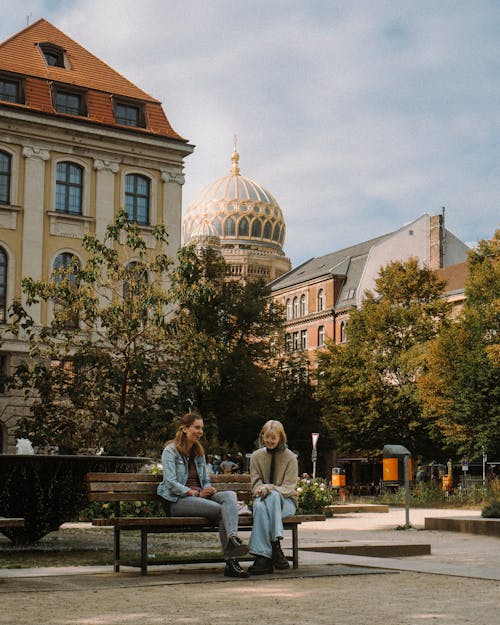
<box><xmin>114</xmin><ymin>525</ymin><xmax>120</xmax><ymax>573</ymax></box>
<box><xmin>141</xmin><ymin>528</ymin><xmax>148</xmax><ymax>575</ymax></box>
<box><xmin>291</xmin><ymin>525</ymin><xmax>299</xmax><ymax>569</ymax></box>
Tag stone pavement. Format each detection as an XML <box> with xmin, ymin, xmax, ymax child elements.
<box><xmin>1</xmin><ymin>506</ymin><xmax>498</xmax><ymax>582</ymax></box>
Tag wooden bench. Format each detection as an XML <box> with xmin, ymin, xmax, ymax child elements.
<box><xmin>86</xmin><ymin>472</ymin><xmax>325</xmax><ymax>575</ymax></box>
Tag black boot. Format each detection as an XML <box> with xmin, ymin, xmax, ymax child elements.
<box><xmin>271</xmin><ymin>540</ymin><xmax>290</xmax><ymax>570</ymax></box>
<box><xmin>226</xmin><ymin>535</ymin><xmax>249</xmax><ymax>558</ymax></box>
<box><xmin>224</xmin><ymin>558</ymin><xmax>249</xmax><ymax>578</ymax></box>
<box><xmin>248</xmin><ymin>555</ymin><xmax>273</xmax><ymax>575</ymax></box>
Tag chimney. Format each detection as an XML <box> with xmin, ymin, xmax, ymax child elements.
<box><xmin>429</xmin><ymin>210</ymin><xmax>445</xmax><ymax>269</ymax></box>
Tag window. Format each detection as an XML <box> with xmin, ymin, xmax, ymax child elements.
<box><xmin>263</xmin><ymin>221</ymin><xmax>272</xmax><ymax>239</ymax></box>
<box><xmin>317</xmin><ymin>289</ymin><xmax>325</xmax><ymax>312</ymax></box>
<box><xmin>0</xmin><ymin>151</ymin><xmax>11</xmax><ymax>204</ymax></box>
<box><xmin>54</xmin><ymin>89</ymin><xmax>85</xmax><ymax>116</ymax></box>
<box><xmin>238</xmin><ymin>217</ymin><xmax>249</xmax><ymax>237</ymax></box>
<box><xmin>251</xmin><ymin>219</ymin><xmax>262</xmax><ymax>238</ymax></box>
<box><xmin>286</xmin><ymin>299</ymin><xmax>292</xmax><ymax>320</ymax></box>
<box><xmin>340</xmin><ymin>320</ymin><xmax>347</xmax><ymax>343</ymax></box>
<box><xmin>293</xmin><ymin>297</ymin><xmax>299</xmax><ymax>318</ymax></box>
<box><xmin>272</xmin><ymin>223</ymin><xmax>280</xmax><ymax>241</ymax></box>
<box><xmin>125</xmin><ymin>174</ymin><xmax>150</xmax><ymax>225</ymax></box>
<box><xmin>292</xmin><ymin>331</ymin><xmax>299</xmax><ymax>351</ymax></box>
<box><xmin>285</xmin><ymin>333</ymin><xmax>292</xmax><ymax>353</ymax></box>
<box><xmin>213</xmin><ymin>218</ymin><xmax>222</xmax><ymax>236</ymax></box>
<box><xmin>344</xmin><ymin>288</ymin><xmax>356</xmax><ymax>300</ymax></box>
<box><xmin>53</xmin><ymin>253</ymin><xmax>80</xmax><ymax>329</ymax></box>
<box><xmin>115</xmin><ymin>101</ymin><xmax>144</xmax><ymax>127</ymax></box>
<box><xmin>300</xmin><ymin>294</ymin><xmax>307</xmax><ymax>316</ymax></box>
<box><xmin>0</xmin><ymin>247</ymin><xmax>7</xmax><ymax>323</ymax></box>
<box><xmin>224</xmin><ymin>216</ymin><xmax>235</xmax><ymax>237</ymax></box>
<box><xmin>0</xmin><ymin>77</ymin><xmax>22</xmax><ymax>103</ymax></box>
<box><xmin>56</xmin><ymin>162</ymin><xmax>83</xmax><ymax>214</ymax></box>
<box><xmin>301</xmin><ymin>329</ymin><xmax>308</xmax><ymax>351</ymax></box>
<box><xmin>318</xmin><ymin>325</ymin><xmax>325</xmax><ymax>347</ymax></box>
<box><xmin>40</xmin><ymin>43</ymin><xmax>65</xmax><ymax>68</ymax></box>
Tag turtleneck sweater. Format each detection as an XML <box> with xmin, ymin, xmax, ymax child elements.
<box><xmin>250</xmin><ymin>446</ymin><xmax>298</xmax><ymax>505</ymax></box>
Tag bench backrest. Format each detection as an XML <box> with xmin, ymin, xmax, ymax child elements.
<box><xmin>86</xmin><ymin>472</ymin><xmax>252</xmax><ymax>503</ymax></box>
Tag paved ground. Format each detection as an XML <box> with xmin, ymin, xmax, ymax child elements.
<box><xmin>1</xmin><ymin>507</ymin><xmax>499</xmax><ymax>625</ymax></box>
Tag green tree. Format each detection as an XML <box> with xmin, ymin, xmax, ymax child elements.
<box><xmin>168</xmin><ymin>244</ymin><xmax>285</xmax><ymax>450</ymax></box>
<box><xmin>420</xmin><ymin>230</ymin><xmax>500</xmax><ymax>457</ymax></box>
<box><xmin>317</xmin><ymin>257</ymin><xmax>449</xmax><ymax>457</ymax></box>
<box><xmin>12</xmin><ymin>211</ymin><xmax>176</xmax><ymax>456</ymax></box>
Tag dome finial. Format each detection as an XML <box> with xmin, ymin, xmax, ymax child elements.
<box><xmin>231</xmin><ymin>134</ymin><xmax>240</xmax><ymax>175</ymax></box>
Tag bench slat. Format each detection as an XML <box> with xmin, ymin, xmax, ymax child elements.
<box><xmin>88</xmin><ymin>482</ymin><xmax>160</xmax><ymax>493</ymax></box>
<box><xmin>87</xmin><ymin>473</ymin><xmax>161</xmax><ymax>482</ymax></box>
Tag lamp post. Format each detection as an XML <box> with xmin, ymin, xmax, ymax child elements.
<box><xmin>311</xmin><ymin>433</ymin><xmax>319</xmax><ymax>479</ymax></box>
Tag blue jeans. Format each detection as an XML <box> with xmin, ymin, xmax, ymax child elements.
<box><xmin>249</xmin><ymin>490</ymin><xmax>296</xmax><ymax>559</ymax></box>
<box><xmin>168</xmin><ymin>490</ymin><xmax>240</xmax><ymax>558</ymax></box>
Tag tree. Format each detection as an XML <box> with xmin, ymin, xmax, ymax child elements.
<box><xmin>317</xmin><ymin>257</ymin><xmax>449</xmax><ymax>458</ymax></box>
<box><xmin>419</xmin><ymin>230</ymin><xmax>500</xmax><ymax>457</ymax></box>
<box><xmin>12</xmin><ymin>211</ymin><xmax>177</xmax><ymax>456</ymax></box>
<box><xmin>168</xmin><ymin>244</ymin><xmax>285</xmax><ymax>450</ymax></box>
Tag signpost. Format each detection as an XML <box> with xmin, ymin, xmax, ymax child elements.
<box><xmin>311</xmin><ymin>433</ymin><xmax>319</xmax><ymax>479</ymax></box>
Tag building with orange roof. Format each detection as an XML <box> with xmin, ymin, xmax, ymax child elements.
<box><xmin>0</xmin><ymin>19</ymin><xmax>193</xmax><ymax>452</ymax></box>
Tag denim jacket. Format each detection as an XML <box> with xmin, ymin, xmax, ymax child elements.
<box><xmin>157</xmin><ymin>442</ymin><xmax>211</xmax><ymax>503</ymax></box>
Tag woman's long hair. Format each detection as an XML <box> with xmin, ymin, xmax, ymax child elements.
<box><xmin>168</xmin><ymin>412</ymin><xmax>205</xmax><ymax>458</ymax></box>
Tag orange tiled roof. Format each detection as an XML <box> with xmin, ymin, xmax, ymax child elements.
<box><xmin>435</xmin><ymin>261</ymin><xmax>468</xmax><ymax>293</ymax></box>
<box><xmin>0</xmin><ymin>19</ymin><xmax>186</xmax><ymax>141</ymax></box>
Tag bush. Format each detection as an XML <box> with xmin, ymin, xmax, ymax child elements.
<box><xmin>297</xmin><ymin>478</ymin><xmax>335</xmax><ymax>514</ymax></box>
<box><xmin>482</xmin><ymin>499</ymin><xmax>500</xmax><ymax>518</ymax></box>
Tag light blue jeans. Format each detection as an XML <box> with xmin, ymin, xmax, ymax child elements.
<box><xmin>249</xmin><ymin>490</ymin><xmax>297</xmax><ymax>559</ymax></box>
<box><xmin>168</xmin><ymin>490</ymin><xmax>239</xmax><ymax>558</ymax></box>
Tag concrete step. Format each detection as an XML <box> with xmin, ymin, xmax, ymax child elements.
<box><xmin>301</xmin><ymin>543</ymin><xmax>431</xmax><ymax>557</ymax></box>
<box><xmin>328</xmin><ymin>504</ymin><xmax>389</xmax><ymax>514</ymax></box>
<box><xmin>424</xmin><ymin>516</ymin><xmax>500</xmax><ymax>537</ymax></box>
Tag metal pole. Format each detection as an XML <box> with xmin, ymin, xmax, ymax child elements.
<box><xmin>404</xmin><ymin>455</ymin><xmax>410</xmax><ymax>528</ymax></box>
<box><xmin>312</xmin><ymin>449</ymin><xmax>317</xmax><ymax>480</ymax></box>
<box><xmin>482</xmin><ymin>447</ymin><xmax>487</xmax><ymax>486</ymax></box>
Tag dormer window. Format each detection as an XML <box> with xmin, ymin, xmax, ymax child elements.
<box><xmin>53</xmin><ymin>87</ymin><xmax>86</xmax><ymax>116</ymax></box>
<box><xmin>39</xmin><ymin>43</ymin><xmax>67</xmax><ymax>68</ymax></box>
<box><xmin>115</xmin><ymin>100</ymin><xmax>145</xmax><ymax>128</ymax></box>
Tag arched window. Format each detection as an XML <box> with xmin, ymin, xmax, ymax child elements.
<box><xmin>293</xmin><ymin>297</ymin><xmax>299</xmax><ymax>318</ymax></box>
<box><xmin>0</xmin><ymin>247</ymin><xmax>7</xmax><ymax>323</ymax></box>
<box><xmin>318</xmin><ymin>325</ymin><xmax>325</xmax><ymax>347</ymax></box>
<box><xmin>263</xmin><ymin>221</ymin><xmax>272</xmax><ymax>239</ymax></box>
<box><xmin>56</xmin><ymin>162</ymin><xmax>83</xmax><ymax>214</ymax></box>
<box><xmin>251</xmin><ymin>219</ymin><xmax>262</xmax><ymax>238</ymax></box>
<box><xmin>286</xmin><ymin>299</ymin><xmax>292</xmax><ymax>320</ymax></box>
<box><xmin>300</xmin><ymin>294</ymin><xmax>307</xmax><ymax>316</ymax></box>
<box><xmin>238</xmin><ymin>217</ymin><xmax>249</xmax><ymax>237</ymax></box>
<box><xmin>213</xmin><ymin>218</ymin><xmax>222</xmax><ymax>236</ymax></box>
<box><xmin>125</xmin><ymin>174</ymin><xmax>150</xmax><ymax>224</ymax></box>
<box><xmin>224</xmin><ymin>216</ymin><xmax>235</xmax><ymax>236</ymax></box>
<box><xmin>317</xmin><ymin>289</ymin><xmax>325</xmax><ymax>312</ymax></box>
<box><xmin>53</xmin><ymin>253</ymin><xmax>80</xmax><ymax>329</ymax></box>
<box><xmin>0</xmin><ymin>151</ymin><xmax>11</xmax><ymax>204</ymax></box>
<box><xmin>340</xmin><ymin>320</ymin><xmax>347</xmax><ymax>343</ymax></box>
<box><xmin>272</xmin><ymin>223</ymin><xmax>280</xmax><ymax>241</ymax></box>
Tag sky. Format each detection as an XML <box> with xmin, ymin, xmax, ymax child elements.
<box><xmin>1</xmin><ymin>0</ymin><xmax>499</xmax><ymax>266</ymax></box>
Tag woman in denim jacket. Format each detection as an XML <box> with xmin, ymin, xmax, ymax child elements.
<box><xmin>157</xmin><ymin>412</ymin><xmax>249</xmax><ymax>578</ymax></box>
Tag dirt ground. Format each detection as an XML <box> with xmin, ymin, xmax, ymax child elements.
<box><xmin>2</xmin><ymin>571</ymin><xmax>499</xmax><ymax>625</ymax></box>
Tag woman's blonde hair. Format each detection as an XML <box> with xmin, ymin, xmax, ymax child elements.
<box><xmin>168</xmin><ymin>412</ymin><xmax>205</xmax><ymax>457</ymax></box>
<box><xmin>259</xmin><ymin>419</ymin><xmax>287</xmax><ymax>448</ymax></box>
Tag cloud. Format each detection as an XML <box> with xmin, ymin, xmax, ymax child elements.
<box><xmin>1</xmin><ymin>0</ymin><xmax>498</xmax><ymax>266</ymax></box>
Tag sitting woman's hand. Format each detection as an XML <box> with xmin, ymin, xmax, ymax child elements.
<box><xmin>200</xmin><ymin>486</ymin><xmax>216</xmax><ymax>498</ymax></box>
<box><xmin>255</xmin><ymin>484</ymin><xmax>272</xmax><ymax>498</ymax></box>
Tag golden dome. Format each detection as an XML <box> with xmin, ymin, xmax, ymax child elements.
<box><xmin>183</xmin><ymin>150</ymin><xmax>287</xmax><ymax>253</ymax></box>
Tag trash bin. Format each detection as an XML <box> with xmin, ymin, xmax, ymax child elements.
<box><xmin>331</xmin><ymin>467</ymin><xmax>346</xmax><ymax>488</ymax></box>
<box><xmin>382</xmin><ymin>445</ymin><xmax>412</xmax><ymax>488</ymax></box>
